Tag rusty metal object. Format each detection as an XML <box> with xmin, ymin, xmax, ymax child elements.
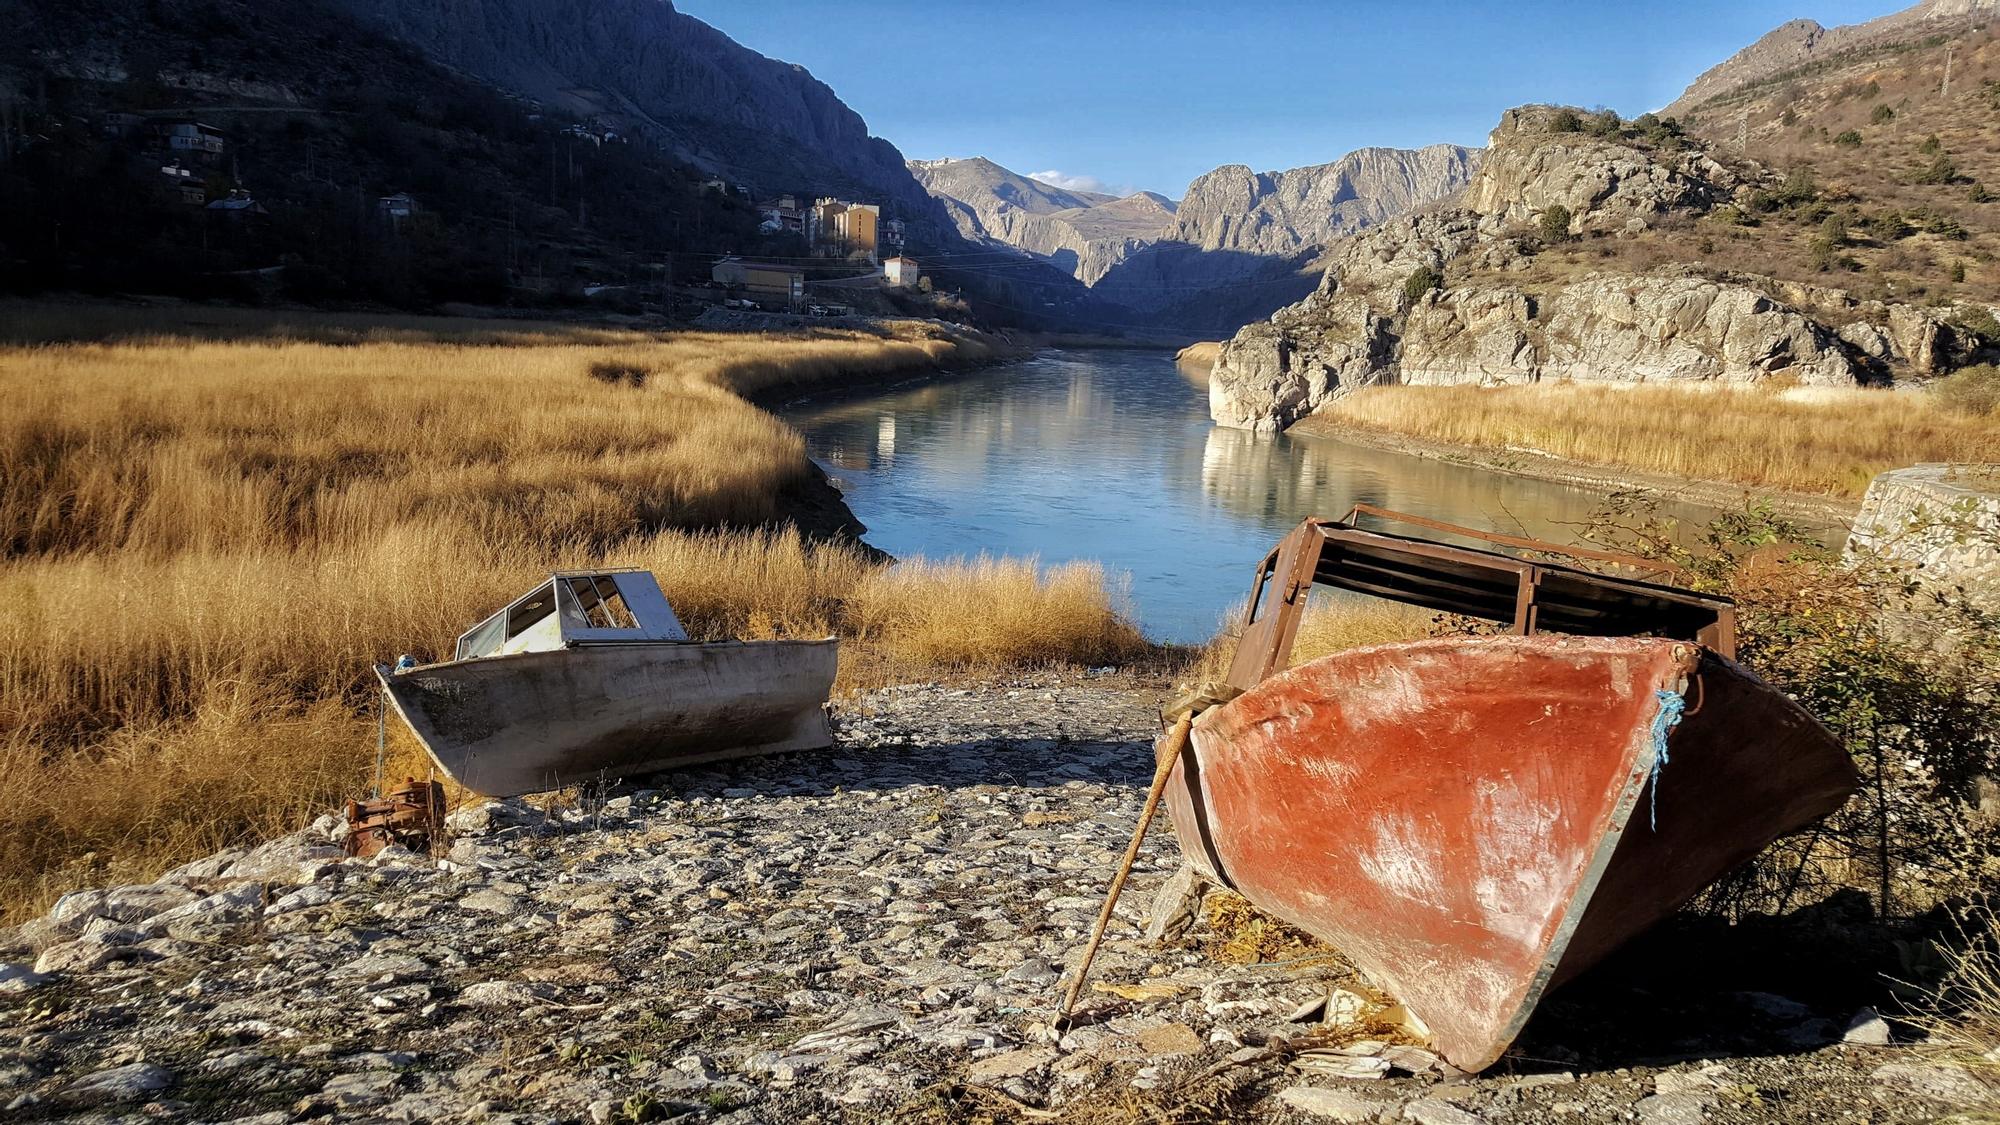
<box><xmin>1341</xmin><ymin>503</ymin><xmax>1686</xmax><ymax>579</ymax></box>
<box><xmin>1225</xmin><ymin>516</ymin><xmax>1738</xmax><ymax>689</ymax></box>
<box><xmin>343</xmin><ymin>778</ymin><xmax>446</xmax><ymax>858</ymax></box>
<box><xmin>1167</xmin><ymin>635</ymin><xmax>1854</xmax><ymax>1072</ymax></box>
<box><xmin>1164</xmin><ymin>513</ymin><xmax>1854</xmax><ymax>1072</ymax></box>
<box><xmin>1056</xmin><ymin>714</ymin><xmax>1193</xmax><ymax>1027</ymax></box>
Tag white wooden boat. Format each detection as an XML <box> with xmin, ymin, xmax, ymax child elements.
<box><xmin>377</xmin><ymin>571</ymin><xmax>836</xmax><ymax>796</ymax></box>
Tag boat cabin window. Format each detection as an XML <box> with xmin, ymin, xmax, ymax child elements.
<box><xmin>453</xmin><ymin>571</ymin><xmax>689</xmax><ymax>660</ymax></box>
<box><xmin>565</xmin><ymin>575</ymin><xmax>639</xmax><ymax>630</ymax></box>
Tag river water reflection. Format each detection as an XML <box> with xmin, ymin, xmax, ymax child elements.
<box><xmin>785</xmin><ymin>350</ymin><xmax>1725</xmax><ymax>644</ymax></box>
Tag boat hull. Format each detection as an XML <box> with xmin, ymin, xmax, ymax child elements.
<box><xmin>379</xmin><ymin>639</ymin><xmax>837</xmax><ymax>797</ymax></box>
<box><xmin>1163</xmin><ymin>634</ymin><xmax>1854</xmax><ymax>1072</ymax></box>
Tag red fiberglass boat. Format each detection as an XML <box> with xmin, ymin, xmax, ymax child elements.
<box><xmin>1162</xmin><ymin>508</ymin><xmax>1856</xmax><ymax>1072</ymax></box>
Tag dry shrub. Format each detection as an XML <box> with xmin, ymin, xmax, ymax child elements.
<box><xmin>1315</xmin><ymin>381</ymin><xmax>2000</xmax><ymax>497</ymax></box>
<box><xmin>1916</xmin><ymin>905</ymin><xmax>2000</xmax><ymax>1110</ymax></box>
<box><xmin>1184</xmin><ymin>592</ymin><xmax>1444</xmax><ymax>683</ymax></box>
<box><xmin>1590</xmin><ymin>498</ymin><xmax>2000</xmax><ymax>919</ymax></box>
<box><xmin>1935</xmin><ymin>364</ymin><xmax>2000</xmax><ymax>417</ymax></box>
<box><xmin>847</xmin><ymin>557</ymin><xmax>1149</xmax><ymax>674</ymax></box>
<box><xmin>1199</xmin><ymin>890</ymin><xmax>1343</xmax><ymax>965</ymax></box>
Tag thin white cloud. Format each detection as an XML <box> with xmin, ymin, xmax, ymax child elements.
<box><xmin>1028</xmin><ymin>169</ymin><xmax>1129</xmax><ymax>197</ymax></box>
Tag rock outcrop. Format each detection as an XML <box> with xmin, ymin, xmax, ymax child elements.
<box><xmin>1208</xmin><ymin>104</ymin><xmax>1974</xmax><ymax>431</ymax></box>
<box><xmin>1465</xmin><ymin>107</ymin><xmax>1742</xmax><ymax>227</ymax></box>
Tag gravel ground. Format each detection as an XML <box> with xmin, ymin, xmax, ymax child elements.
<box><xmin>0</xmin><ymin>676</ymin><xmax>1989</xmax><ymax>1123</ymax></box>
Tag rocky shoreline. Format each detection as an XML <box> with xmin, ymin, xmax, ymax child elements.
<box><xmin>1</xmin><ymin>677</ymin><xmax>1984</xmax><ymax>1123</ymax></box>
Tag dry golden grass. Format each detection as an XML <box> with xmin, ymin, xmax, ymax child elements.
<box><xmin>1913</xmin><ymin>905</ymin><xmax>2000</xmax><ymax>1112</ymax></box>
<box><xmin>1185</xmin><ymin>594</ymin><xmax>1440</xmax><ymax>684</ymax></box>
<box><xmin>1198</xmin><ymin>890</ymin><xmax>1344</xmax><ymax>965</ymax></box>
<box><xmin>1175</xmin><ymin>341</ymin><xmax>1221</xmax><ymax>369</ymax></box>
<box><xmin>0</xmin><ymin>305</ymin><xmax>1125</xmax><ymax>923</ymax></box>
<box><xmin>1312</xmin><ymin>381</ymin><xmax>2000</xmax><ymax>497</ymax></box>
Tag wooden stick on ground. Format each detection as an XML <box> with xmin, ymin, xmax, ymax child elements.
<box><xmin>1056</xmin><ymin>712</ymin><xmax>1195</xmax><ymax>1025</ymax></box>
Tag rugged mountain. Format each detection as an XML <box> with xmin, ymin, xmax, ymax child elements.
<box><xmin>911</xmin><ymin>147</ymin><xmax>1478</xmax><ymax>334</ymax></box>
<box><xmin>907</xmin><ymin>157</ymin><xmax>1177</xmax><ymax>285</ymax></box>
<box><xmin>326</xmin><ymin>0</ymin><xmax>928</xmax><ymax>215</ymax></box>
<box><xmin>1667</xmin><ymin>0</ymin><xmax>1997</xmax><ymax>117</ymax></box>
<box><xmin>1168</xmin><ymin>146</ymin><xmax>1482</xmax><ymax>258</ymax></box>
<box><xmin>908</xmin><ymin>157</ymin><xmax>1112</xmax><ymax>218</ymax></box>
<box><xmin>4</xmin><ymin>0</ymin><xmax>1120</xmax><ymax>328</ymax></box>
<box><xmin>1090</xmin><ymin>145</ymin><xmax>1481</xmax><ymax>329</ymax></box>
<box><xmin>1208</xmin><ymin>105</ymin><xmax>1997</xmax><ymax>431</ymax></box>
<box><xmin>321</xmin><ymin>0</ymin><xmax>1133</xmax><ymax>327</ymax></box>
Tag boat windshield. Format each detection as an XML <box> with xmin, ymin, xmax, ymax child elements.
<box><xmin>453</xmin><ymin>572</ymin><xmax>689</xmax><ymax>660</ymax></box>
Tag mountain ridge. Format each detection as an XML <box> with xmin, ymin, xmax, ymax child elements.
<box><xmin>910</xmin><ymin>146</ymin><xmax>1479</xmax><ymax>332</ymax></box>
<box><xmin>1666</xmin><ymin>0</ymin><xmax>1999</xmax><ymax>116</ymax></box>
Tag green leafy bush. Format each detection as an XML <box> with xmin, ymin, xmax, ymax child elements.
<box><xmin>1872</xmin><ymin>103</ymin><xmax>1897</xmax><ymax>124</ymax></box>
<box><xmin>1860</xmin><ymin>210</ymin><xmax>1916</xmax><ymax>240</ymax></box>
<box><xmin>1538</xmin><ymin>203</ymin><xmax>1575</xmax><ymax>243</ymax></box>
<box><xmin>1834</xmin><ymin>129</ymin><xmax>1864</xmax><ymax>147</ymax></box>
<box><xmin>1587</xmin><ymin>500</ymin><xmax>2000</xmax><ymax>919</ymax></box>
<box><xmin>1952</xmin><ymin>305</ymin><xmax>2000</xmax><ymax>345</ymax></box>
<box><xmin>1912</xmin><ymin>152</ymin><xmax>1961</xmax><ymax>185</ymax></box>
<box><xmin>1402</xmin><ymin>265</ymin><xmax>1442</xmax><ymax>304</ymax></box>
<box><xmin>1548</xmin><ymin>109</ymin><xmax>1583</xmax><ymax>134</ymax></box>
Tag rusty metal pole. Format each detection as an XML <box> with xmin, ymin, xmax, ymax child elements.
<box><xmin>373</xmin><ymin>687</ymin><xmax>387</xmax><ymax>800</ymax></box>
<box><xmin>1057</xmin><ymin>713</ymin><xmax>1193</xmax><ymax>1025</ymax></box>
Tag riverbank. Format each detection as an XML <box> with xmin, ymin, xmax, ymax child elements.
<box><xmin>1</xmin><ymin>678</ymin><xmax>1985</xmax><ymax>1123</ymax></box>
<box><xmin>0</xmin><ymin>301</ymin><xmax>1150</xmax><ymax>925</ymax></box>
<box><xmin>1293</xmin><ymin>381</ymin><xmax>2000</xmax><ymax>521</ymax></box>
<box><xmin>1293</xmin><ymin>418</ymin><xmax>1864</xmax><ymax>526</ymax></box>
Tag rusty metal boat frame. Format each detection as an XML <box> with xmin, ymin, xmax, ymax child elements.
<box><xmin>1163</xmin><ymin>507</ymin><xmax>1854</xmax><ymax>1072</ymax></box>
<box><xmin>1224</xmin><ymin>504</ymin><xmax>1738</xmax><ymax>687</ymax></box>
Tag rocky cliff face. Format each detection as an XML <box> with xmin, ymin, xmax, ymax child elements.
<box><xmin>1666</xmin><ymin>0</ymin><xmax>1998</xmax><ymax>117</ymax></box>
<box><xmin>909</xmin><ymin>147</ymin><xmax>1477</xmax><ymax>332</ymax></box>
<box><xmin>907</xmin><ymin>158</ymin><xmax>1176</xmax><ymax>285</ymax></box>
<box><xmin>1209</xmin><ymin>105</ymin><xmax>1987</xmax><ymax>432</ymax></box>
<box><xmin>327</xmin><ymin>0</ymin><xmax>932</xmax><ymax>212</ymax></box>
<box><xmin>1171</xmin><ymin>145</ymin><xmax>1481</xmax><ymax>257</ymax></box>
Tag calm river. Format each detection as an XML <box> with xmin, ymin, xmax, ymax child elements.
<box><xmin>786</xmin><ymin>349</ymin><xmax>1721</xmax><ymax>644</ymax></box>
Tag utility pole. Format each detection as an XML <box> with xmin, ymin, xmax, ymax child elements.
<box><xmin>1737</xmin><ymin>108</ymin><xmax>1749</xmax><ymax>151</ymax></box>
<box><xmin>1943</xmin><ymin>46</ymin><xmax>1955</xmax><ymax>98</ymax></box>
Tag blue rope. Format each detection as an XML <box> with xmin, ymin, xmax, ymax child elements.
<box><xmin>1649</xmin><ymin>688</ymin><xmax>1686</xmax><ymax>831</ymax></box>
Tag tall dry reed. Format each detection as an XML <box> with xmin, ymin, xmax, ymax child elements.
<box><xmin>1311</xmin><ymin>382</ymin><xmax>2000</xmax><ymax>497</ymax></box>
<box><xmin>0</xmin><ymin>307</ymin><xmax>1113</xmax><ymax>923</ymax></box>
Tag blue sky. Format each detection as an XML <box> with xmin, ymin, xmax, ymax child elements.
<box><xmin>675</xmin><ymin>0</ymin><xmax>1904</xmax><ymax>198</ymax></box>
